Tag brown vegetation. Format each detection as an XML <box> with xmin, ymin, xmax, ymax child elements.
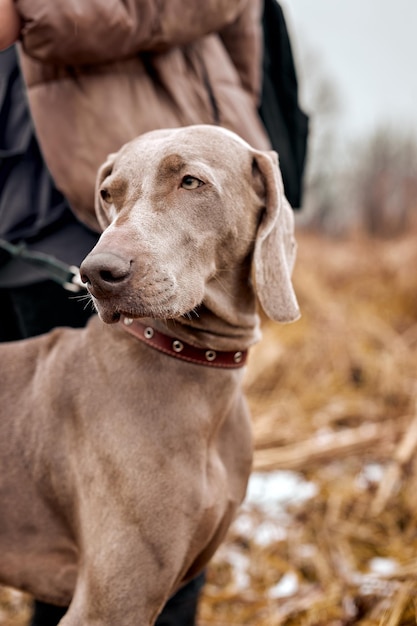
<box><xmin>200</xmin><ymin>227</ymin><xmax>417</xmax><ymax>625</ymax></box>
<box><xmin>1</xmin><ymin>227</ymin><xmax>416</xmax><ymax>625</ymax></box>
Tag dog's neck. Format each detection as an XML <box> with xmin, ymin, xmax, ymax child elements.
<box><xmin>142</xmin><ymin>270</ymin><xmax>262</xmax><ymax>352</ymax></box>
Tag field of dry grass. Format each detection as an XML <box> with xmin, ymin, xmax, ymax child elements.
<box><xmin>200</xmin><ymin>227</ymin><xmax>417</xmax><ymax>626</ymax></box>
<box><xmin>1</xmin><ymin>227</ymin><xmax>416</xmax><ymax>625</ymax></box>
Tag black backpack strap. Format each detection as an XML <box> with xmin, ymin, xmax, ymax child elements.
<box><xmin>259</xmin><ymin>0</ymin><xmax>309</xmax><ymax>208</ymax></box>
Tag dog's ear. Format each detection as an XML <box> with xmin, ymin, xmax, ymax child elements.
<box><xmin>252</xmin><ymin>150</ymin><xmax>300</xmax><ymax>323</ymax></box>
<box><xmin>95</xmin><ymin>153</ymin><xmax>117</xmax><ymax>230</ymax></box>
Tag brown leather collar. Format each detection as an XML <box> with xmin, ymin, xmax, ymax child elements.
<box><xmin>119</xmin><ymin>316</ymin><xmax>248</xmax><ymax>369</ymax></box>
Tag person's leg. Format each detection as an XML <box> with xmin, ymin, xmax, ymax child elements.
<box><xmin>0</xmin><ymin>289</ymin><xmax>22</xmax><ymax>341</ymax></box>
<box><xmin>30</xmin><ymin>601</ymin><xmax>67</xmax><ymax>626</ymax></box>
<box><xmin>155</xmin><ymin>572</ymin><xmax>206</xmax><ymax>626</ymax></box>
<box><xmin>6</xmin><ymin>280</ymin><xmax>94</xmax><ymax>338</ymax></box>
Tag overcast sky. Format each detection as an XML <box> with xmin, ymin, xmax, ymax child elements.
<box><xmin>281</xmin><ymin>0</ymin><xmax>417</xmax><ymax>141</ymax></box>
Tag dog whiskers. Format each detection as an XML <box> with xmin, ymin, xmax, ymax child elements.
<box><xmin>215</xmin><ymin>266</ymin><xmax>238</xmax><ymax>274</ymax></box>
<box><xmin>71</xmin><ymin>292</ymin><xmax>96</xmax><ymax>312</ymax></box>
<box><xmin>213</xmin><ymin>274</ymin><xmax>233</xmax><ymax>298</ymax></box>
<box><xmin>184</xmin><ymin>308</ymin><xmax>200</xmax><ymax>320</ymax></box>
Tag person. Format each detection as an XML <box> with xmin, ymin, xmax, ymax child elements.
<box><xmin>6</xmin><ymin>0</ymin><xmax>271</xmax><ymax>231</ymax></box>
<box><xmin>0</xmin><ymin>1</ymin><xmax>271</xmax><ymax>624</ymax></box>
<box><xmin>0</xmin><ymin>46</ymin><xmax>98</xmax><ymax>342</ymax></box>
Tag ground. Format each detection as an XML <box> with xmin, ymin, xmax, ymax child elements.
<box><xmin>1</xmin><ymin>227</ymin><xmax>417</xmax><ymax>625</ymax></box>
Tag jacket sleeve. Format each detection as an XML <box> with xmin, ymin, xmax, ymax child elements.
<box><xmin>219</xmin><ymin>0</ymin><xmax>264</xmax><ymax>104</ymax></box>
<box><xmin>15</xmin><ymin>0</ymin><xmax>248</xmax><ymax>64</ymax></box>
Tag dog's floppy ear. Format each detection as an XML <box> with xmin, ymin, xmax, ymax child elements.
<box><xmin>252</xmin><ymin>150</ymin><xmax>300</xmax><ymax>323</ymax></box>
<box><xmin>95</xmin><ymin>153</ymin><xmax>117</xmax><ymax>230</ymax></box>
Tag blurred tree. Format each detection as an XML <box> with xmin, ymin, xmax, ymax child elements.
<box><xmin>292</xmin><ymin>44</ymin><xmax>417</xmax><ymax>237</ymax></box>
<box><xmin>293</xmin><ymin>49</ymin><xmax>349</xmax><ymax>235</ymax></box>
<box><xmin>353</xmin><ymin>127</ymin><xmax>417</xmax><ymax>237</ymax></box>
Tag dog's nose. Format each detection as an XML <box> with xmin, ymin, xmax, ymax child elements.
<box><xmin>80</xmin><ymin>252</ymin><xmax>132</xmax><ymax>294</ymax></box>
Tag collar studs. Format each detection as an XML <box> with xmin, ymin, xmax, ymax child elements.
<box><xmin>233</xmin><ymin>351</ymin><xmax>243</xmax><ymax>363</ymax></box>
<box><xmin>120</xmin><ymin>319</ymin><xmax>247</xmax><ymax>368</ymax></box>
<box><xmin>205</xmin><ymin>350</ymin><xmax>217</xmax><ymax>362</ymax></box>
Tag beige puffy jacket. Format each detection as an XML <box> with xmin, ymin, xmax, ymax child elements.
<box><xmin>15</xmin><ymin>0</ymin><xmax>270</xmax><ymax>231</ymax></box>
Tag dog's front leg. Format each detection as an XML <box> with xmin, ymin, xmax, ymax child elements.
<box><xmin>58</xmin><ymin>527</ymin><xmax>178</xmax><ymax>626</ymax></box>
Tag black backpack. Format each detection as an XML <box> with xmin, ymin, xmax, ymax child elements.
<box><xmin>259</xmin><ymin>0</ymin><xmax>309</xmax><ymax>209</ymax></box>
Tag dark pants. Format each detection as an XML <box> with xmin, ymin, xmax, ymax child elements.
<box><xmin>0</xmin><ymin>280</ymin><xmax>205</xmax><ymax>625</ymax></box>
<box><xmin>30</xmin><ymin>574</ymin><xmax>205</xmax><ymax>626</ymax></box>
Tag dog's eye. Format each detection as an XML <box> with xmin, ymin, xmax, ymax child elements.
<box><xmin>181</xmin><ymin>176</ymin><xmax>204</xmax><ymax>190</ymax></box>
<box><xmin>100</xmin><ymin>188</ymin><xmax>112</xmax><ymax>203</ymax></box>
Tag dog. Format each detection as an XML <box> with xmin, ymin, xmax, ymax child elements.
<box><xmin>0</xmin><ymin>125</ymin><xmax>299</xmax><ymax>625</ymax></box>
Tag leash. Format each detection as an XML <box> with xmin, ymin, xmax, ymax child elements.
<box><xmin>120</xmin><ymin>315</ymin><xmax>248</xmax><ymax>369</ymax></box>
<box><xmin>0</xmin><ymin>239</ymin><xmax>85</xmax><ymax>292</ymax></box>
<box><xmin>0</xmin><ymin>239</ymin><xmax>248</xmax><ymax>366</ymax></box>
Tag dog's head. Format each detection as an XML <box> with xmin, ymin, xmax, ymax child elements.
<box><xmin>80</xmin><ymin>125</ymin><xmax>299</xmax><ymax>326</ymax></box>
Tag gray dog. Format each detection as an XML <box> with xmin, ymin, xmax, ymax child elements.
<box><xmin>0</xmin><ymin>125</ymin><xmax>299</xmax><ymax>625</ymax></box>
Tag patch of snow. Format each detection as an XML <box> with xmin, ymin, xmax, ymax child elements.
<box><xmin>214</xmin><ymin>544</ymin><xmax>251</xmax><ymax>591</ymax></box>
<box><xmin>252</xmin><ymin>519</ymin><xmax>288</xmax><ymax>546</ymax></box>
<box><xmin>244</xmin><ymin>470</ymin><xmax>318</xmax><ymax>513</ymax></box>
<box><xmin>355</xmin><ymin>463</ymin><xmax>385</xmax><ymax>489</ymax></box>
<box><xmin>368</xmin><ymin>557</ymin><xmax>398</xmax><ymax>576</ymax></box>
<box><xmin>267</xmin><ymin>571</ymin><xmax>299</xmax><ymax>598</ymax></box>
<box><xmin>233</xmin><ymin>513</ymin><xmax>287</xmax><ymax>545</ymax></box>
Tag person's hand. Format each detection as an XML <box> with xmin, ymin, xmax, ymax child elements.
<box><xmin>0</xmin><ymin>0</ymin><xmax>21</xmax><ymax>50</ymax></box>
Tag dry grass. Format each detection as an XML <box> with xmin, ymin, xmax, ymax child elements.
<box><xmin>201</xmin><ymin>227</ymin><xmax>417</xmax><ymax>626</ymax></box>
<box><xmin>1</xmin><ymin>227</ymin><xmax>417</xmax><ymax>625</ymax></box>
